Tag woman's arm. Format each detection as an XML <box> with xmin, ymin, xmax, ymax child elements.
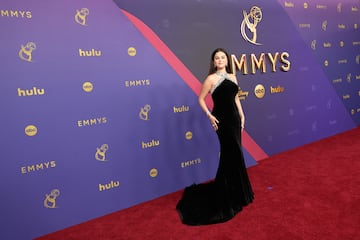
<box><xmin>198</xmin><ymin>75</ymin><xmax>219</xmax><ymax>130</ymax></box>
<box><xmin>198</xmin><ymin>76</ymin><xmax>213</xmax><ymax>116</ymax></box>
<box><xmin>235</xmin><ymin>95</ymin><xmax>245</xmax><ymax>130</ymax></box>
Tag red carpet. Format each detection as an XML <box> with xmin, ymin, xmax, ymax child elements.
<box><xmin>37</xmin><ymin>127</ymin><xmax>360</xmax><ymax>240</ymax></box>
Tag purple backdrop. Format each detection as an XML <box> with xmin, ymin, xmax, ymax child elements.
<box><xmin>0</xmin><ymin>0</ymin><xmax>359</xmax><ymax>239</ymax></box>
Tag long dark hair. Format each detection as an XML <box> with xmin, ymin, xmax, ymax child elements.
<box><xmin>208</xmin><ymin>48</ymin><xmax>233</xmax><ymax>75</ymax></box>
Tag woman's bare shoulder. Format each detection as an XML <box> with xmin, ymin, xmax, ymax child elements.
<box><xmin>204</xmin><ymin>73</ymin><xmax>218</xmax><ymax>82</ymax></box>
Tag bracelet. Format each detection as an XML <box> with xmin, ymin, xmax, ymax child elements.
<box><xmin>206</xmin><ymin>111</ymin><xmax>211</xmax><ymax>117</ymax></box>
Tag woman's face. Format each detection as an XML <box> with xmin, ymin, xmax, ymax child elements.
<box><xmin>213</xmin><ymin>51</ymin><xmax>228</xmax><ymax>69</ymax></box>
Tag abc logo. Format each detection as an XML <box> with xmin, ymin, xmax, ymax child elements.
<box><xmin>149</xmin><ymin>168</ymin><xmax>158</xmax><ymax>178</ymax></box>
<box><xmin>82</xmin><ymin>82</ymin><xmax>93</xmax><ymax>92</ymax></box>
<box><xmin>128</xmin><ymin>47</ymin><xmax>136</xmax><ymax>56</ymax></box>
<box><xmin>185</xmin><ymin>131</ymin><xmax>193</xmax><ymax>140</ymax></box>
<box><xmin>254</xmin><ymin>84</ymin><xmax>265</xmax><ymax>99</ymax></box>
<box><xmin>25</xmin><ymin>125</ymin><xmax>37</xmax><ymax>136</ymax></box>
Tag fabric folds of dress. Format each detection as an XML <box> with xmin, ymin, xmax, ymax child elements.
<box><xmin>176</xmin><ymin>78</ymin><xmax>254</xmax><ymax>226</ymax></box>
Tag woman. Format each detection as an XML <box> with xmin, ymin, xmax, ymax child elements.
<box><xmin>176</xmin><ymin>48</ymin><xmax>254</xmax><ymax>225</ymax></box>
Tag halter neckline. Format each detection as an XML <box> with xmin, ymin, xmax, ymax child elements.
<box><xmin>211</xmin><ymin>72</ymin><xmax>228</xmax><ymax>94</ymax></box>
<box><xmin>216</xmin><ymin>72</ymin><xmax>227</xmax><ymax>78</ymax></box>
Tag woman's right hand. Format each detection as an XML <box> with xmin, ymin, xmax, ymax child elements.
<box><xmin>208</xmin><ymin>114</ymin><xmax>219</xmax><ymax>131</ymax></box>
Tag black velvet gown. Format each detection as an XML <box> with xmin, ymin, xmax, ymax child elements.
<box><xmin>176</xmin><ymin>77</ymin><xmax>254</xmax><ymax>225</ymax></box>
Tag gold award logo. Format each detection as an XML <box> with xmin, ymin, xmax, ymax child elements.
<box><xmin>44</xmin><ymin>189</ymin><xmax>60</xmax><ymax>208</ymax></box>
<box><xmin>19</xmin><ymin>42</ymin><xmax>36</xmax><ymax>62</ymax></box>
<box><xmin>311</xmin><ymin>40</ymin><xmax>317</xmax><ymax>50</ymax></box>
<box><xmin>347</xmin><ymin>73</ymin><xmax>351</xmax><ymax>83</ymax></box>
<box><xmin>322</xmin><ymin>21</ymin><xmax>328</xmax><ymax>31</ymax></box>
<box><xmin>95</xmin><ymin>144</ymin><xmax>109</xmax><ymax>161</ymax></box>
<box><xmin>139</xmin><ymin>104</ymin><xmax>151</xmax><ymax>120</ymax></box>
<box><xmin>75</xmin><ymin>8</ymin><xmax>89</xmax><ymax>26</ymax></box>
<box><xmin>241</xmin><ymin>6</ymin><xmax>263</xmax><ymax>45</ymax></box>
<box><xmin>337</xmin><ymin>3</ymin><xmax>342</xmax><ymax>13</ymax></box>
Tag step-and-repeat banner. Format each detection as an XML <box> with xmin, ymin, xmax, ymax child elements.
<box><xmin>0</xmin><ymin>0</ymin><xmax>358</xmax><ymax>239</ymax></box>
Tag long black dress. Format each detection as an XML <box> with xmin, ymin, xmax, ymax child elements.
<box><xmin>176</xmin><ymin>76</ymin><xmax>254</xmax><ymax>225</ymax></box>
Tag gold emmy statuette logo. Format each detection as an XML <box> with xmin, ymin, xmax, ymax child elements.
<box><xmin>149</xmin><ymin>168</ymin><xmax>158</xmax><ymax>178</ymax></box>
<box><xmin>19</xmin><ymin>42</ymin><xmax>36</xmax><ymax>62</ymax></box>
<box><xmin>25</xmin><ymin>125</ymin><xmax>37</xmax><ymax>136</ymax></box>
<box><xmin>128</xmin><ymin>47</ymin><xmax>136</xmax><ymax>56</ymax></box>
<box><xmin>240</xmin><ymin>6</ymin><xmax>263</xmax><ymax>45</ymax></box>
<box><xmin>254</xmin><ymin>84</ymin><xmax>265</xmax><ymax>99</ymax></box>
<box><xmin>347</xmin><ymin>73</ymin><xmax>351</xmax><ymax>83</ymax></box>
<box><xmin>44</xmin><ymin>189</ymin><xmax>60</xmax><ymax>208</ymax></box>
<box><xmin>356</xmin><ymin>55</ymin><xmax>360</xmax><ymax>64</ymax></box>
<box><xmin>139</xmin><ymin>104</ymin><xmax>151</xmax><ymax>120</ymax></box>
<box><xmin>75</xmin><ymin>8</ymin><xmax>89</xmax><ymax>25</ymax></box>
<box><xmin>311</xmin><ymin>40</ymin><xmax>317</xmax><ymax>50</ymax></box>
<box><xmin>185</xmin><ymin>131</ymin><xmax>193</xmax><ymax>140</ymax></box>
<box><xmin>83</xmin><ymin>81</ymin><xmax>93</xmax><ymax>92</ymax></box>
<box><xmin>340</xmin><ymin>41</ymin><xmax>344</xmax><ymax>47</ymax></box>
<box><xmin>324</xmin><ymin>60</ymin><xmax>329</xmax><ymax>67</ymax></box>
<box><xmin>322</xmin><ymin>21</ymin><xmax>328</xmax><ymax>31</ymax></box>
<box><xmin>95</xmin><ymin>144</ymin><xmax>109</xmax><ymax>161</ymax></box>
<box><xmin>304</xmin><ymin>3</ymin><xmax>309</xmax><ymax>9</ymax></box>
<box><xmin>337</xmin><ymin>3</ymin><xmax>342</xmax><ymax>12</ymax></box>
<box><xmin>351</xmin><ymin>109</ymin><xmax>355</xmax><ymax>115</ymax></box>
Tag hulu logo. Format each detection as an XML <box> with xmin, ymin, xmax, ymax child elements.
<box><xmin>18</xmin><ymin>87</ymin><xmax>44</xmax><ymax>96</ymax></box>
<box><xmin>98</xmin><ymin>180</ymin><xmax>120</xmax><ymax>191</ymax></box>
<box><xmin>79</xmin><ymin>48</ymin><xmax>102</xmax><ymax>57</ymax></box>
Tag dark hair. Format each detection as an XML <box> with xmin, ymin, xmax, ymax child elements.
<box><xmin>208</xmin><ymin>48</ymin><xmax>233</xmax><ymax>75</ymax></box>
